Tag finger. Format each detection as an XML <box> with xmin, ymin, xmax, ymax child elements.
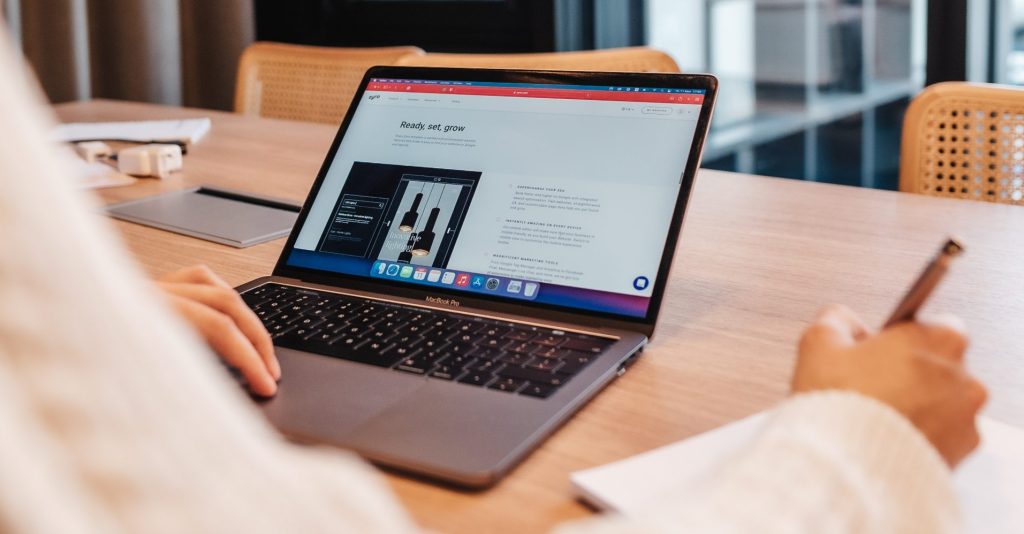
<box><xmin>909</xmin><ymin>314</ymin><xmax>969</xmax><ymax>363</ymax></box>
<box><xmin>158</xmin><ymin>265</ymin><xmax>204</xmax><ymax>284</ymax></box>
<box><xmin>946</xmin><ymin>420</ymin><xmax>982</xmax><ymax>469</ymax></box>
<box><xmin>917</xmin><ymin>313</ymin><xmax>967</xmax><ymax>337</ymax></box>
<box><xmin>949</xmin><ymin>379</ymin><xmax>984</xmax><ymax>467</ymax></box>
<box><xmin>951</xmin><ymin>377</ymin><xmax>986</xmax><ymax>466</ymax></box>
<box><xmin>169</xmin><ymin>295</ymin><xmax>278</xmax><ymax>396</ymax></box>
<box><xmin>160</xmin><ymin>282</ymin><xmax>280</xmax><ymax>380</ymax></box>
<box><xmin>815</xmin><ymin>304</ymin><xmax>873</xmax><ymax>341</ymax></box>
<box><xmin>966</xmin><ymin>377</ymin><xmax>988</xmax><ymax>411</ymax></box>
<box><xmin>802</xmin><ymin>304</ymin><xmax>873</xmax><ymax>349</ymax></box>
<box><xmin>159</xmin><ymin>264</ymin><xmax>232</xmax><ymax>289</ymax></box>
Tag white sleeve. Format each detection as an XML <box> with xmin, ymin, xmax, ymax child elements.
<box><xmin>0</xmin><ymin>24</ymin><xmax>416</xmax><ymax>534</ymax></box>
<box><xmin>557</xmin><ymin>391</ymin><xmax>961</xmax><ymax>534</ymax></box>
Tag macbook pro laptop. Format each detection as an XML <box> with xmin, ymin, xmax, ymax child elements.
<box><xmin>236</xmin><ymin>66</ymin><xmax>717</xmax><ymax>487</ymax></box>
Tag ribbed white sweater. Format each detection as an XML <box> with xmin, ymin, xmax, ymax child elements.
<box><xmin>0</xmin><ymin>25</ymin><xmax>959</xmax><ymax>534</ymax></box>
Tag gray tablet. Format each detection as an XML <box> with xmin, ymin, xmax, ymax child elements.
<box><xmin>107</xmin><ymin>186</ymin><xmax>300</xmax><ymax>248</ymax></box>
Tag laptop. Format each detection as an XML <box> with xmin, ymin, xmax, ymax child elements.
<box><xmin>236</xmin><ymin>66</ymin><xmax>717</xmax><ymax>487</ymax></box>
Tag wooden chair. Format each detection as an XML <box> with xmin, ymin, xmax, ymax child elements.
<box><xmin>394</xmin><ymin>47</ymin><xmax>680</xmax><ymax>73</ymax></box>
<box><xmin>234</xmin><ymin>42</ymin><xmax>424</xmax><ymax>124</ymax></box>
<box><xmin>901</xmin><ymin>82</ymin><xmax>1024</xmax><ymax>204</ymax></box>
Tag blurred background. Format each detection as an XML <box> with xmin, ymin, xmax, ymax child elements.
<box><xmin>0</xmin><ymin>0</ymin><xmax>1019</xmax><ymax>191</ymax></box>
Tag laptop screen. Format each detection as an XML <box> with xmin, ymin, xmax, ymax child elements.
<box><xmin>284</xmin><ymin>76</ymin><xmax>708</xmax><ymax>319</ymax></box>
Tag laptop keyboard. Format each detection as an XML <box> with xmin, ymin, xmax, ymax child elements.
<box><xmin>241</xmin><ymin>284</ymin><xmax>614</xmax><ymax>399</ymax></box>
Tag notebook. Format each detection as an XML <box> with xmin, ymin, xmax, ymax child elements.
<box><xmin>571</xmin><ymin>412</ymin><xmax>1024</xmax><ymax>533</ymax></box>
<box><xmin>54</xmin><ymin>118</ymin><xmax>211</xmax><ymax>146</ymax></box>
<box><xmin>72</xmin><ymin>158</ymin><xmax>135</xmax><ymax>189</ymax></box>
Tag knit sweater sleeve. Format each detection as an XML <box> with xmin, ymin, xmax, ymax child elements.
<box><xmin>0</xmin><ymin>23</ymin><xmax>417</xmax><ymax>534</ymax></box>
<box><xmin>557</xmin><ymin>390</ymin><xmax>960</xmax><ymax>534</ymax></box>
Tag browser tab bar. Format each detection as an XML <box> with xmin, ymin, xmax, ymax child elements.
<box><xmin>365</xmin><ymin>80</ymin><xmax>705</xmax><ymax>105</ymax></box>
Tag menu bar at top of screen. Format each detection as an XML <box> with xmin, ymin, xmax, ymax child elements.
<box><xmin>366</xmin><ymin>79</ymin><xmax>705</xmax><ymax>104</ymax></box>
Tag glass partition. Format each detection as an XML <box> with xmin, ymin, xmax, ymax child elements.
<box><xmin>647</xmin><ymin>0</ymin><xmax>925</xmax><ymax>189</ymax></box>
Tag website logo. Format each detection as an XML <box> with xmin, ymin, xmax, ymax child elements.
<box><xmin>455</xmin><ymin>273</ymin><xmax>470</xmax><ymax>287</ymax></box>
<box><xmin>413</xmin><ymin>267</ymin><xmax>428</xmax><ymax>281</ymax></box>
<box><xmin>426</xmin><ymin>296</ymin><xmax>460</xmax><ymax>307</ymax></box>
<box><xmin>427</xmin><ymin>269</ymin><xmax>442</xmax><ymax>283</ymax></box>
<box><xmin>399</xmin><ymin>266</ymin><xmax>414</xmax><ymax>278</ymax></box>
<box><xmin>441</xmin><ymin>272</ymin><xmax>456</xmax><ymax>285</ymax></box>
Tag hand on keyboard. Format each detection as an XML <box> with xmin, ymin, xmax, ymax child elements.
<box><xmin>156</xmin><ymin>265</ymin><xmax>281</xmax><ymax>397</ymax></box>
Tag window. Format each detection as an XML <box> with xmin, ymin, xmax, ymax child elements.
<box><xmin>646</xmin><ymin>0</ymin><xmax>926</xmax><ymax>189</ymax></box>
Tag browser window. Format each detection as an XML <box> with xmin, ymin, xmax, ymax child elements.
<box><xmin>287</xmin><ymin>78</ymin><xmax>705</xmax><ymax>318</ymax></box>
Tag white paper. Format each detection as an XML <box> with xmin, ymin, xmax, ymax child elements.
<box><xmin>956</xmin><ymin>419</ymin><xmax>1024</xmax><ymax>534</ymax></box>
<box><xmin>61</xmin><ymin>151</ymin><xmax>136</xmax><ymax>189</ymax></box>
<box><xmin>54</xmin><ymin>118</ymin><xmax>211</xmax><ymax>145</ymax></box>
<box><xmin>571</xmin><ymin>414</ymin><xmax>1024</xmax><ymax>533</ymax></box>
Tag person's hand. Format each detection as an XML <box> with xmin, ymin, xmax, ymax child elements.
<box><xmin>156</xmin><ymin>265</ymin><xmax>280</xmax><ymax>397</ymax></box>
<box><xmin>792</xmin><ymin>304</ymin><xmax>987</xmax><ymax>467</ymax></box>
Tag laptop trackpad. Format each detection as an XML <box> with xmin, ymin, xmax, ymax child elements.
<box><xmin>259</xmin><ymin>349</ymin><xmax>422</xmax><ymax>440</ymax></box>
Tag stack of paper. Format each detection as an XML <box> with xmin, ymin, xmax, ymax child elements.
<box><xmin>74</xmin><ymin>159</ymin><xmax>135</xmax><ymax>189</ymax></box>
<box><xmin>54</xmin><ymin>118</ymin><xmax>211</xmax><ymax>146</ymax></box>
<box><xmin>57</xmin><ymin>150</ymin><xmax>135</xmax><ymax>190</ymax></box>
<box><xmin>572</xmin><ymin>413</ymin><xmax>1024</xmax><ymax>533</ymax></box>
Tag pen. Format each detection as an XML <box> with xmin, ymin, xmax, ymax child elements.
<box><xmin>883</xmin><ymin>238</ymin><xmax>964</xmax><ymax>328</ymax></box>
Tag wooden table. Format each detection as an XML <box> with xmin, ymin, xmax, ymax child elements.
<box><xmin>56</xmin><ymin>99</ymin><xmax>1024</xmax><ymax>534</ymax></box>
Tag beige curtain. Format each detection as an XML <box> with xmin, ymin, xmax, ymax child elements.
<box><xmin>4</xmin><ymin>0</ymin><xmax>253</xmax><ymax>110</ymax></box>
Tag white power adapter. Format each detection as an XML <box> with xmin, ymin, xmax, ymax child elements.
<box><xmin>73</xmin><ymin>141</ymin><xmax>112</xmax><ymax>163</ymax></box>
<box><xmin>117</xmin><ymin>144</ymin><xmax>183</xmax><ymax>179</ymax></box>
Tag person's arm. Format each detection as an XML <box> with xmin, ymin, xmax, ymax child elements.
<box><xmin>559</xmin><ymin>392</ymin><xmax>961</xmax><ymax>534</ymax></box>
<box><xmin>155</xmin><ymin>265</ymin><xmax>281</xmax><ymax>396</ymax></box>
<box><xmin>0</xmin><ymin>23</ymin><xmax>416</xmax><ymax>533</ymax></box>
<box><xmin>557</xmin><ymin>304</ymin><xmax>984</xmax><ymax>534</ymax></box>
